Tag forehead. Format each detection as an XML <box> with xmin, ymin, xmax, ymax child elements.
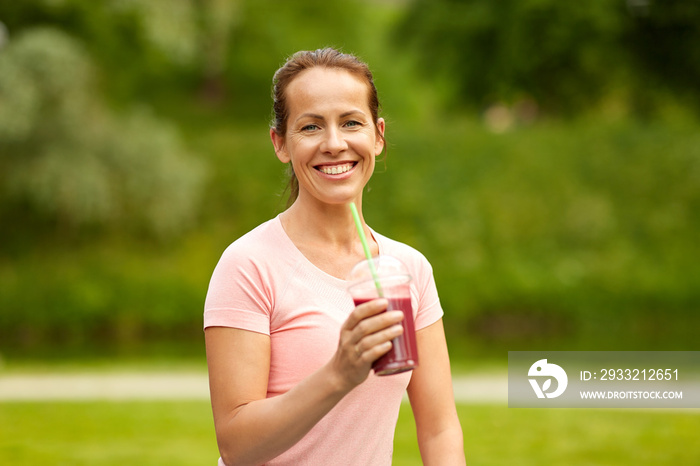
<box><xmin>285</xmin><ymin>67</ymin><xmax>371</xmax><ymax>115</ymax></box>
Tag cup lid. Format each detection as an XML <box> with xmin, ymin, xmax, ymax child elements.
<box><xmin>347</xmin><ymin>255</ymin><xmax>410</xmax><ymax>284</ymax></box>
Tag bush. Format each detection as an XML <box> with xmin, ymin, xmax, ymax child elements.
<box><xmin>364</xmin><ymin>116</ymin><xmax>700</xmax><ymax>350</ymax></box>
<box><xmin>0</xmin><ymin>27</ymin><xmax>206</xmax><ymax>239</ymax></box>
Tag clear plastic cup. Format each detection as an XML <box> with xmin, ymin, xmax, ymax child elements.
<box><xmin>347</xmin><ymin>255</ymin><xmax>418</xmax><ymax>376</ymax></box>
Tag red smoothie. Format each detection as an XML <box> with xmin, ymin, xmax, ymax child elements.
<box><xmin>354</xmin><ymin>296</ymin><xmax>418</xmax><ymax>375</ymax></box>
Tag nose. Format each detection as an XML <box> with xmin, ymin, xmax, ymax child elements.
<box><xmin>321</xmin><ymin>127</ymin><xmax>348</xmax><ymax>155</ymax></box>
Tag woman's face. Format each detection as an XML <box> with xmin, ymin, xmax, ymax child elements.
<box><xmin>271</xmin><ymin>67</ymin><xmax>385</xmax><ymax>208</ymax></box>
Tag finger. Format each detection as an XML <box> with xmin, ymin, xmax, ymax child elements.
<box><xmin>343</xmin><ymin>298</ymin><xmax>389</xmax><ymax>331</ymax></box>
<box><xmin>353</xmin><ymin>343</ymin><xmax>363</xmax><ymax>359</ymax></box>
<box><xmin>356</xmin><ymin>322</ymin><xmax>404</xmax><ymax>357</ymax></box>
<box><xmin>351</xmin><ymin>310</ymin><xmax>404</xmax><ymax>343</ymax></box>
<box><xmin>355</xmin><ymin>340</ymin><xmax>392</xmax><ymax>364</ymax></box>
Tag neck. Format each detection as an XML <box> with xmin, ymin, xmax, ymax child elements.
<box><xmin>286</xmin><ymin>200</ymin><xmax>362</xmax><ymax>245</ymax></box>
<box><xmin>279</xmin><ymin>196</ymin><xmax>378</xmax><ymax>279</ymax></box>
<box><xmin>284</xmin><ymin>192</ymin><xmax>377</xmax><ymax>249</ymax></box>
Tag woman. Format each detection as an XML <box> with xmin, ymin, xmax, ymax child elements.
<box><xmin>204</xmin><ymin>48</ymin><xmax>465</xmax><ymax>465</ymax></box>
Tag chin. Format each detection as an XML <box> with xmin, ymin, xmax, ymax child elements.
<box><xmin>313</xmin><ymin>192</ymin><xmax>362</xmax><ymax>207</ymax></box>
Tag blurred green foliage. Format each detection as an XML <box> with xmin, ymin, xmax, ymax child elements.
<box><xmin>397</xmin><ymin>0</ymin><xmax>700</xmax><ymax>116</ymax></box>
<box><xmin>367</xmin><ymin>117</ymin><xmax>700</xmax><ymax>353</ymax></box>
<box><xmin>0</xmin><ymin>0</ymin><xmax>698</xmax><ymax>357</ymax></box>
<box><xmin>0</xmin><ymin>27</ymin><xmax>205</xmax><ymax>238</ymax></box>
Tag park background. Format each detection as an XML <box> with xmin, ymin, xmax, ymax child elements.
<box><xmin>1</xmin><ymin>0</ymin><xmax>699</xmax><ymax>464</ymax></box>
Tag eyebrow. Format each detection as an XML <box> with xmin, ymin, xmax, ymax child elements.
<box><xmin>295</xmin><ymin>110</ymin><xmax>367</xmax><ymax>122</ymax></box>
<box><xmin>340</xmin><ymin>110</ymin><xmax>367</xmax><ymax>118</ymax></box>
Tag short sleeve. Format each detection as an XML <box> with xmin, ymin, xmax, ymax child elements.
<box><xmin>412</xmin><ymin>254</ymin><xmax>444</xmax><ymax>331</ymax></box>
<box><xmin>203</xmin><ymin>240</ymin><xmax>273</xmax><ymax>335</ymax></box>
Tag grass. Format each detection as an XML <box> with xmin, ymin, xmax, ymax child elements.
<box><xmin>1</xmin><ymin>400</ymin><xmax>698</xmax><ymax>465</ymax></box>
<box><xmin>0</xmin><ymin>401</ymin><xmax>217</xmax><ymax>465</ymax></box>
<box><xmin>400</xmin><ymin>404</ymin><xmax>700</xmax><ymax>465</ymax></box>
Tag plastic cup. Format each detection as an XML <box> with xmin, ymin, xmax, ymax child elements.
<box><xmin>347</xmin><ymin>255</ymin><xmax>418</xmax><ymax>376</ymax></box>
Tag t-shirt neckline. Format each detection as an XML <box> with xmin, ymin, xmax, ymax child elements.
<box><xmin>272</xmin><ymin>214</ymin><xmax>384</xmax><ymax>285</ymax></box>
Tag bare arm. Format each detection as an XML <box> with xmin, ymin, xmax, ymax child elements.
<box><xmin>205</xmin><ymin>298</ymin><xmax>404</xmax><ymax>466</ymax></box>
<box><xmin>407</xmin><ymin>318</ymin><xmax>466</xmax><ymax>465</ymax></box>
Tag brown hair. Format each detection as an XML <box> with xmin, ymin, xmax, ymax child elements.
<box><xmin>271</xmin><ymin>47</ymin><xmax>384</xmax><ymax>206</ymax></box>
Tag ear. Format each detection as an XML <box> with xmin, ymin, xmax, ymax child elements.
<box><xmin>270</xmin><ymin>128</ymin><xmax>290</xmax><ymax>163</ymax></box>
<box><xmin>374</xmin><ymin>118</ymin><xmax>386</xmax><ymax>156</ymax></box>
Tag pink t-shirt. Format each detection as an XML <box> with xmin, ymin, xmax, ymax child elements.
<box><xmin>204</xmin><ymin>216</ymin><xmax>444</xmax><ymax>465</ymax></box>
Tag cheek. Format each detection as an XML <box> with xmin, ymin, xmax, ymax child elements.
<box><xmin>365</xmin><ymin>152</ymin><xmax>376</xmax><ymax>173</ymax></box>
<box><xmin>351</xmin><ymin>131</ymin><xmax>381</xmax><ymax>153</ymax></box>
<box><xmin>287</xmin><ymin>138</ymin><xmax>316</xmax><ymax>160</ymax></box>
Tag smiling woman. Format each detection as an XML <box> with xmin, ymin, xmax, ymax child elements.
<box><xmin>270</xmin><ymin>48</ymin><xmax>385</xmax><ymax>207</ymax></box>
<box><xmin>270</xmin><ymin>66</ymin><xmax>385</xmax><ymax>210</ymax></box>
<box><xmin>203</xmin><ymin>47</ymin><xmax>464</xmax><ymax>466</ymax></box>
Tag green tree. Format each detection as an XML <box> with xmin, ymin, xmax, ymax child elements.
<box><xmin>0</xmin><ymin>0</ymin><xmax>371</xmax><ymax>116</ymax></box>
<box><xmin>0</xmin><ymin>27</ymin><xmax>206</xmax><ymax>239</ymax></box>
<box><xmin>395</xmin><ymin>0</ymin><xmax>700</xmax><ymax>117</ymax></box>
<box><xmin>623</xmin><ymin>0</ymin><xmax>700</xmax><ymax>114</ymax></box>
<box><xmin>0</xmin><ymin>0</ymin><xmax>204</xmax><ymax>103</ymax></box>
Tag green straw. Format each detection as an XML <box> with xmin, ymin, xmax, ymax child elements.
<box><xmin>349</xmin><ymin>202</ymin><xmax>384</xmax><ymax>297</ymax></box>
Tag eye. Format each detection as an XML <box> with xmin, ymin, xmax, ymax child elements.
<box><xmin>301</xmin><ymin>124</ymin><xmax>319</xmax><ymax>132</ymax></box>
<box><xmin>344</xmin><ymin>120</ymin><xmax>362</xmax><ymax>128</ymax></box>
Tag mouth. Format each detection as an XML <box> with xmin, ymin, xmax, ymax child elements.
<box><xmin>315</xmin><ymin>162</ymin><xmax>357</xmax><ymax>175</ymax></box>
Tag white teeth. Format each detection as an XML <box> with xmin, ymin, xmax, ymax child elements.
<box><xmin>319</xmin><ymin>163</ymin><xmax>353</xmax><ymax>175</ymax></box>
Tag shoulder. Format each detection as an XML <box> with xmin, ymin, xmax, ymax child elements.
<box><xmin>213</xmin><ymin>216</ymin><xmax>293</xmax><ymax>276</ymax></box>
<box><xmin>224</xmin><ymin>217</ymin><xmax>286</xmax><ymax>256</ymax></box>
<box><xmin>230</xmin><ymin>217</ymin><xmax>282</xmax><ymax>249</ymax></box>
